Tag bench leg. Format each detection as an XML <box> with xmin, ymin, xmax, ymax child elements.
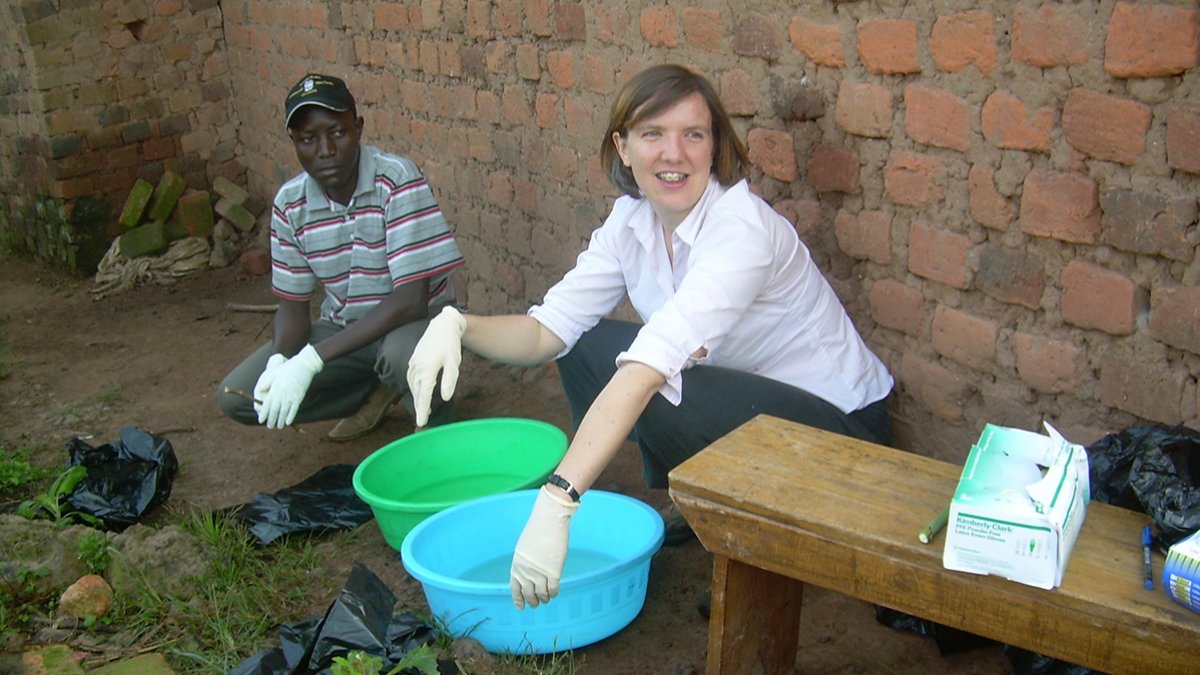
<box><xmin>706</xmin><ymin>555</ymin><xmax>803</xmax><ymax>675</ymax></box>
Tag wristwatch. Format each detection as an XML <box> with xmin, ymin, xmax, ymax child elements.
<box><xmin>546</xmin><ymin>473</ymin><xmax>580</xmax><ymax>502</ymax></box>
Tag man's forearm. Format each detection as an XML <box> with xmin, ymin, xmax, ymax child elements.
<box><xmin>313</xmin><ymin>278</ymin><xmax>430</xmax><ymax>363</ymax></box>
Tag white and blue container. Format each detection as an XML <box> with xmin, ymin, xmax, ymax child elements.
<box><xmin>1163</xmin><ymin>529</ymin><xmax>1200</xmax><ymax>613</ymax></box>
<box><xmin>401</xmin><ymin>489</ymin><xmax>664</xmax><ymax>654</ymax></box>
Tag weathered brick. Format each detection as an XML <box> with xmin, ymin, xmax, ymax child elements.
<box><xmin>835</xmin><ymin>81</ymin><xmax>892</xmax><ymax>138</ymax></box>
<box><xmin>640</xmin><ymin>7</ymin><xmax>678</xmax><ymax>48</ymax></box>
<box><xmin>146</xmin><ymin>170</ymin><xmax>186</xmax><ymax>222</ymax></box>
<box><xmin>980</xmin><ymin>91</ymin><xmax>1054</xmax><ymax>151</ymax></box>
<box><xmin>976</xmin><ymin>243</ymin><xmax>1045</xmax><ymax>309</ymax></box>
<box><xmin>807</xmin><ymin>145</ymin><xmax>859</xmax><ymax>194</ymax></box>
<box><xmin>120</xmin><ymin>221</ymin><xmax>168</xmax><ymax>258</ymax></box>
<box><xmin>515</xmin><ymin>43</ymin><xmax>540</xmax><ymax>80</ymax></box>
<box><xmin>1011</xmin><ymin>4</ymin><xmax>1089</xmax><ymax>67</ymax></box>
<box><xmin>908</xmin><ymin>222</ymin><xmax>971</xmax><ymax>290</ymax></box>
<box><xmin>501</xmin><ymin>86</ymin><xmax>531</xmax><ymax>125</ymax></box>
<box><xmin>214</xmin><ymin>196</ymin><xmax>256</xmax><ymax>231</ymax></box>
<box><xmin>175</xmin><ymin>190</ymin><xmax>213</xmax><ymax>238</ymax></box>
<box><xmin>932</xmin><ymin>306</ymin><xmax>997</xmax><ymax>372</ymax></box>
<box><xmin>747</xmin><ymin>128</ymin><xmax>797</xmax><ymax>182</ymax></box>
<box><xmin>868</xmin><ymin>279</ymin><xmax>925</xmax><ymax>337</ymax></box>
<box><xmin>1100</xmin><ymin>347</ymin><xmax>1186</xmax><ymax>425</ymax></box>
<box><xmin>856</xmin><ymin>18</ymin><xmax>919</xmax><ymax>74</ymax></box>
<box><xmin>1061</xmin><ymin>260</ymin><xmax>1143</xmax><ymax>335</ymax></box>
<box><xmin>904</xmin><ymin>84</ymin><xmax>969</xmax><ymax>152</ymax></box>
<box><xmin>899</xmin><ymin>352</ymin><xmax>971</xmax><ymax>421</ymax></box>
<box><xmin>164</xmin><ymin>219</ymin><xmax>187</xmax><ymax>241</ymax></box>
<box><xmin>930</xmin><ymin>10</ymin><xmax>995</xmax><ymax>76</ymax></box>
<box><xmin>556</xmin><ymin>2</ymin><xmax>586</xmax><ymax>42</ymax></box>
<box><xmin>733</xmin><ymin>12</ymin><xmax>780</xmax><ymax>61</ymax></box>
<box><xmin>1014</xmin><ymin>332</ymin><xmax>1085</xmax><ymax>394</ymax></box>
<box><xmin>1148</xmin><ymin>286</ymin><xmax>1200</xmax><ymax>355</ymax></box>
<box><xmin>535</xmin><ymin>92</ymin><xmax>559</xmax><ymax>129</ymax></box>
<box><xmin>789</xmin><ymin>17</ymin><xmax>843</xmax><ymax>67</ymax></box>
<box><xmin>212</xmin><ymin>175</ymin><xmax>249</xmax><ymax>204</ymax></box>
<box><xmin>968</xmin><ymin>165</ymin><xmax>1015</xmax><ymax>230</ymax></box>
<box><xmin>775</xmin><ymin>198</ymin><xmax>820</xmax><ymax>236</ymax></box>
<box><xmin>719</xmin><ymin>69</ymin><xmax>756</xmax><ymax>116</ymax></box>
<box><xmin>118</xmin><ymin>179</ymin><xmax>155</xmax><ymax>229</ymax></box>
<box><xmin>1105</xmin><ymin>2</ymin><xmax>1199</xmax><ymax>78</ymax></box>
<box><xmin>834</xmin><ymin>209</ymin><xmax>891</xmax><ymax>264</ymax></box>
<box><xmin>884</xmin><ymin>151</ymin><xmax>944</xmax><ymax>208</ymax></box>
<box><xmin>240</xmin><ymin>248</ymin><xmax>271</xmax><ymax>277</ymax></box>
<box><xmin>1100</xmin><ymin>188</ymin><xmax>1197</xmax><ymax>262</ymax></box>
<box><xmin>1019</xmin><ymin>170</ymin><xmax>1100</xmax><ymax>244</ymax></box>
<box><xmin>1167</xmin><ymin>105</ymin><xmax>1200</xmax><ymax>174</ymax></box>
<box><xmin>582</xmin><ymin>54</ymin><xmax>613</xmax><ymax>94</ymax></box>
<box><xmin>682</xmin><ymin>8</ymin><xmax>722</xmax><ymax>53</ymax></box>
<box><xmin>495</xmin><ymin>0</ymin><xmax>522</xmax><ymax>37</ymax></box>
<box><xmin>466</xmin><ymin>0</ymin><xmax>490</xmax><ymax>39</ymax></box>
<box><xmin>1062</xmin><ymin>88</ymin><xmax>1151</xmax><ymax>165</ymax></box>
<box><xmin>547</xmin><ymin>50</ymin><xmax>573</xmax><ymax>88</ymax></box>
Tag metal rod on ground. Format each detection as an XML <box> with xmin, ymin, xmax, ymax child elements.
<box><xmin>226</xmin><ymin>303</ymin><xmax>279</xmax><ymax>313</ymax></box>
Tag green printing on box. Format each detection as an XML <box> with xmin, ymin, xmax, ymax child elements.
<box><xmin>175</xmin><ymin>190</ymin><xmax>214</xmax><ymax>238</ymax></box>
<box><xmin>146</xmin><ymin>171</ymin><xmax>186</xmax><ymax>222</ymax></box>
<box><xmin>942</xmin><ymin>422</ymin><xmax>1090</xmax><ymax>590</ymax></box>
<box><xmin>119</xmin><ymin>221</ymin><xmax>168</xmax><ymax>259</ymax></box>
<box><xmin>118</xmin><ymin>179</ymin><xmax>154</xmax><ymax>230</ymax></box>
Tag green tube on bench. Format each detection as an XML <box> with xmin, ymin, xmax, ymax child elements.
<box><xmin>919</xmin><ymin>506</ymin><xmax>951</xmax><ymax>544</ymax></box>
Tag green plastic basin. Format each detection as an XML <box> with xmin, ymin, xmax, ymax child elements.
<box><xmin>352</xmin><ymin>417</ymin><xmax>568</xmax><ymax>550</ymax></box>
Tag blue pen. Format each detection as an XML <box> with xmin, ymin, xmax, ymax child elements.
<box><xmin>1143</xmin><ymin>525</ymin><xmax>1154</xmax><ymax>590</ymax></box>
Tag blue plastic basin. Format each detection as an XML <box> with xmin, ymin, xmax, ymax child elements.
<box><xmin>401</xmin><ymin>489</ymin><xmax>664</xmax><ymax>654</ymax></box>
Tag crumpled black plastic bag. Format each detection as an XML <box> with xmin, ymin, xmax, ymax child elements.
<box><xmin>227</xmin><ymin>563</ymin><xmax>437</xmax><ymax>675</ymax></box>
<box><xmin>65</xmin><ymin>425</ymin><xmax>179</xmax><ymax>531</ymax></box>
<box><xmin>873</xmin><ymin>606</ymin><xmax>997</xmax><ymax>655</ymax></box>
<box><xmin>228</xmin><ymin>464</ymin><xmax>375</xmax><ymax>546</ymax></box>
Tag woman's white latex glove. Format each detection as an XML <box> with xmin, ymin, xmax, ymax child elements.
<box><xmin>510</xmin><ymin>485</ymin><xmax>579</xmax><ymax>609</ymax></box>
<box><xmin>252</xmin><ymin>353</ymin><xmax>289</xmax><ymax>418</ymax></box>
<box><xmin>257</xmin><ymin>344</ymin><xmax>323</xmax><ymax>429</ymax></box>
<box><xmin>406</xmin><ymin>306</ymin><xmax>467</xmax><ymax>427</ymax></box>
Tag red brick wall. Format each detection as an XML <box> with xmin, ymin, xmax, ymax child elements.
<box><xmin>0</xmin><ymin>0</ymin><xmax>238</xmax><ymax>220</ymax></box>
<box><xmin>7</xmin><ymin>0</ymin><xmax>1200</xmax><ymax>460</ymax></box>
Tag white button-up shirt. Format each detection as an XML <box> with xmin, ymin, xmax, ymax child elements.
<box><xmin>529</xmin><ymin>178</ymin><xmax>893</xmax><ymax>413</ymax></box>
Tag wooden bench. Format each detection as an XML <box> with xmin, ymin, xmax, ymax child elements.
<box><xmin>667</xmin><ymin>415</ymin><xmax>1200</xmax><ymax>675</ymax></box>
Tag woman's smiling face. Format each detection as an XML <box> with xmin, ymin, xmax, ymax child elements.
<box><xmin>613</xmin><ymin>91</ymin><xmax>715</xmax><ymax>231</ymax></box>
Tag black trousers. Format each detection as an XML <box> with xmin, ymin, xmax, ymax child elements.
<box><xmin>556</xmin><ymin>319</ymin><xmax>893</xmax><ymax>488</ymax></box>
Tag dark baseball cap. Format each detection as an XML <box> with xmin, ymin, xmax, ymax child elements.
<box><xmin>284</xmin><ymin>73</ymin><xmax>356</xmax><ymax>128</ymax></box>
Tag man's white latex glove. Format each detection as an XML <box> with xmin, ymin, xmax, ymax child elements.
<box><xmin>406</xmin><ymin>306</ymin><xmax>467</xmax><ymax>427</ymax></box>
<box><xmin>257</xmin><ymin>344</ymin><xmax>324</xmax><ymax>429</ymax></box>
<box><xmin>510</xmin><ymin>485</ymin><xmax>579</xmax><ymax>609</ymax></box>
<box><xmin>252</xmin><ymin>353</ymin><xmax>289</xmax><ymax>418</ymax></box>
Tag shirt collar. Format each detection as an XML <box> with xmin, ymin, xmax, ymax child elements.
<box><xmin>303</xmin><ymin>144</ymin><xmax>378</xmax><ymax>211</ymax></box>
<box><xmin>628</xmin><ymin>177</ymin><xmax>724</xmax><ymax>249</ymax></box>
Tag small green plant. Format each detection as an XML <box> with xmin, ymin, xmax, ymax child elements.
<box><xmin>16</xmin><ymin>465</ymin><xmax>101</xmax><ymax>527</ymax></box>
<box><xmin>77</xmin><ymin>532</ymin><xmax>111</xmax><ymax>574</ymax></box>
<box><xmin>0</xmin><ymin>444</ymin><xmax>50</xmax><ymax>490</ymax></box>
<box><xmin>0</xmin><ymin>568</ymin><xmax>54</xmax><ymax>639</ymax></box>
<box><xmin>331</xmin><ymin>645</ymin><xmax>440</xmax><ymax>675</ymax></box>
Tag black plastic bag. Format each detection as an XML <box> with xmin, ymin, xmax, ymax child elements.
<box><xmin>229</xmin><ymin>464</ymin><xmax>375</xmax><ymax>546</ymax></box>
<box><xmin>65</xmin><ymin>425</ymin><xmax>179</xmax><ymax>531</ymax></box>
<box><xmin>227</xmin><ymin>563</ymin><xmax>437</xmax><ymax>675</ymax></box>
<box><xmin>873</xmin><ymin>606</ymin><xmax>997</xmax><ymax>655</ymax></box>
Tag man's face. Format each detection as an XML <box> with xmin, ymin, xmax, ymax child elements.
<box><xmin>287</xmin><ymin>107</ymin><xmax>364</xmax><ymax>204</ymax></box>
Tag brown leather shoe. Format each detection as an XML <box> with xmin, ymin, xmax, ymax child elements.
<box><xmin>326</xmin><ymin>385</ymin><xmax>402</xmax><ymax>442</ymax></box>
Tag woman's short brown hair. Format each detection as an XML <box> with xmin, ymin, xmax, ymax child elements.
<box><xmin>600</xmin><ymin>64</ymin><xmax>749</xmax><ymax>198</ymax></box>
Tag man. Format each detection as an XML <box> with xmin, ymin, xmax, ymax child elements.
<box><xmin>217</xmin><ymin>73</ymin><xmax>463</xmax><ymax>440</ymax></box>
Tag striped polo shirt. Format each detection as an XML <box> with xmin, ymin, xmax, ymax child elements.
<box><xmin>270</xmin><ymin>145</ymin><xmax>464</xmax><ymax>326</ymax></box>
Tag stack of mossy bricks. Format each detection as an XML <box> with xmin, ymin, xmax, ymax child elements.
<box><xmin>116</xmin><ymin>172</ymin><xmax>264</xmax><ymax>259</ymax></box>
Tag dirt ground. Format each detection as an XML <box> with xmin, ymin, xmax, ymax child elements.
<box><xmin>0</xmin><ymin>252</ymin><xmax>1018</xmax><ymax>674</ymax></box>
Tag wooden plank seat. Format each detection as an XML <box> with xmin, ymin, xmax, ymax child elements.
<box><xmin>667</xmin><ymin>415</ymin><xmax>1200</xmax><ymax>675</ymax></box>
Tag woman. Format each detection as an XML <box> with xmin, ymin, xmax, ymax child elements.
<box><xmin>407</xmin><ymin>64</ymin><xmax>894</xmax><ymax>610</ymax></box>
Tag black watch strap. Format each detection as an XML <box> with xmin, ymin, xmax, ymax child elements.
<box><xmin>546</xmin><ymin>473</ymin><xmax>581</xmax><ymax>502</ymax></box>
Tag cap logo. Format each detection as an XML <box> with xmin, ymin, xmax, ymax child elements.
<box><xmin>303</xmin><ymin>78</ymin><xmax>315</xmax><ymax>93</ymax></box>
